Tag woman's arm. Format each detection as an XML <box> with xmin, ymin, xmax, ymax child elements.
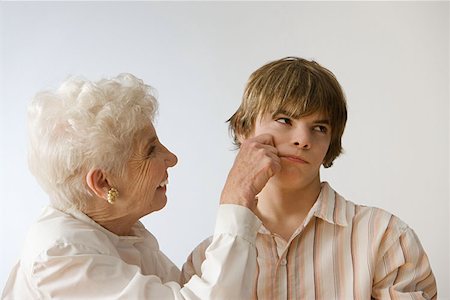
<box><xmin>2</xmin><ymin>205</ymin><xmax>260</xmax><ymax>300</ymax></box>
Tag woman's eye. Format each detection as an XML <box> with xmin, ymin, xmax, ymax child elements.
<box><xmin>276</xmin><ymin>117</ymin><xmax>291</xmax><ymax>125</ymax></box>
<box><xmin>147</xmin><ymin>145</ymin><xmax>156</xmax><ymax>157</ymax></box>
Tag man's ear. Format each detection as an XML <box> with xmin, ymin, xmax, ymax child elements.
<box><xmin>86</xmin><ymin>168</ymin><xmax>110</xmax><ymax>199</ymax></box>
<box><xmin>236</xmin><ymin>129</ymin><xmax>252</xmax><ymax>144</ymax></box>
<box><xmin>237</xmin><ymin>134</ymin><xmax>245</xmax><ymax>145</ymax></box>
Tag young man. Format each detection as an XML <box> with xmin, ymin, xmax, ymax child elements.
<box><xmin>181</xmin><ymin>57</ymin><xmax>437</xmax><ymax>299</ymax></box>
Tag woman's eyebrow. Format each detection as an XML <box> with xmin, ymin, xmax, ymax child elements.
<box><xmin>144</xmin><ymin>136</ymin><xmax>157</xmax><ymax>149</ymax></box>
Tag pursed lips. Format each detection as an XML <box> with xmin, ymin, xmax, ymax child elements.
<box><xmin>279</xmin><ymin>155</ymin><xmax>309</xmax><ymax>164</ymax></box>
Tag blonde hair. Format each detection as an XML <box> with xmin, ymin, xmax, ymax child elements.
<box><xmin>27</xmin><ymin>73</ymin><xmax>157</xmax><ymax>210</ymax></box>
<box><xmin>228</xmin><ymin>57</ymin><xmax>347</xmax><ymax>168</ymax></box>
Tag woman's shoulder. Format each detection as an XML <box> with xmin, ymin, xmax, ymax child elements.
<box><xmin>21</xmin><ymin>206</ymin><xmax>116</xmax><ymax>266</ymax></box>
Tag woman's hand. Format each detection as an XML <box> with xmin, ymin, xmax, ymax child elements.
<box><xmin>220</xmin><ymin>134</ymin><xmax>281</xmax><ymax>211</ymax></box>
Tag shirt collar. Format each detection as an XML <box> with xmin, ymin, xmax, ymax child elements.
<box><xmin>313</xmin><ymin>182</ymin><xmax>349</xmax><ymax>227</ymax></box>
<box><xmin>257</xmin><ymin>181</ymin><xmax>349</xmax><ymax>235</ymax></box>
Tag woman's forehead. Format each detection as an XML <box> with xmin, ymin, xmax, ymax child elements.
<box><xmin>133</xmin><ymin>123</ymin><xmax>157</xmax><ymax>147</ymax></box>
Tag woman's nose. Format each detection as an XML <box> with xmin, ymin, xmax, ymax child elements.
<box><xmin>164</xmin><ymin>147</ymin><xmax>178</xmax><ymax>167</ymax></box>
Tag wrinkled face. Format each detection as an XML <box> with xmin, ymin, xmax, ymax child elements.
<box><xmin>116</xmin><ymin>123</ymin><xmax>178</xmax><ymax>218</ymax></box>
<box><xmin>250</xmin><ymin>111</ymin><xmax>331</xmax><ymax>190</ymax></box>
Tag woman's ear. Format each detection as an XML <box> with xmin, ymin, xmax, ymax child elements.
<box><xmin>86</xmin><ymin>168</ymin><xmax>110</xmax><ymax>199</ymax></box>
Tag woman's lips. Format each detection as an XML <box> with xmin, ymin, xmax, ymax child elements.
<box><xmin>157</xmin><ymin>178</ymin><xmax>168</xmax><ymax>191</ymax></box>
<box><xmin>157</xmin><ymin>186</ymin><xmax>167</xmax><ymax>192</ymax></box>
<box><xmin>280</xmin><ymin>155</ymin><xmax>309</xmax><ymax>164</ymax></box>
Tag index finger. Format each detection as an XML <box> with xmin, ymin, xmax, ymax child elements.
<box><xmin>252</xmin><ymin>133</ymin><xmax>276</xmax><ymax>147</ymax></box>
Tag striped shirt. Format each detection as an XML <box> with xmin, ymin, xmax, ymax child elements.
<box><xmin>181</xmin><ymin>182</ymin><xmax>437</xmax><ymax>299</ymax></box>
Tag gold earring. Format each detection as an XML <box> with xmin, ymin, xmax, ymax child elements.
<box><xmin>107</xmin><ymin>187</ymin><xmax>119</xmax><ymax>204</ymax></box>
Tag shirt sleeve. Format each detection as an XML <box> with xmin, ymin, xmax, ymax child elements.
<box><xmin>10</xmin><ymin>204</ymin><xmax>261</xmax><ymax>300</ymax></box>
<box><xmin>180</xmin><ymin>237</ymin><xmax>212</xmax><ymax>284</ymax></box>
<box><xmin>372</xmin><ymin>227</ymin><xmax>437</xmax><ymax>300</ymax></box>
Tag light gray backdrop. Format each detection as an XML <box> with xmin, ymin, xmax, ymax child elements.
<box><xmin>1</xmin><ymin>1</ymin><xmax>449</xmax><ymax>297</ymax></box>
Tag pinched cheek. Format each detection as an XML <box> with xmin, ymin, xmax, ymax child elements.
<box><xmin>253</xmin><ymin>125</ymin><xmax>275</xmax><ymax>136</ymax></box>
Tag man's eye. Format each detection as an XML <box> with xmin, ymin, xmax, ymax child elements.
<box><xmin>314</xmin><ymin>126</ymin><xmax>328</xmax><ymax>133</ymax></box>
<box><xmin>276</xmin><ymin>117</ymin><xmax>291</xmax><ymax>125</ymax></box>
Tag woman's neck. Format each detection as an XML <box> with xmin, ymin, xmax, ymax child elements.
<box><xmin>83</xmin><ymin>198</ymin><xmax>138</xmax><ymax>236</ymax></box>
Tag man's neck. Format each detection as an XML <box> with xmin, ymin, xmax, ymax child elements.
<box><xmin>255</xmin><ymin>177</ymin><xmax>322</xmax><ymax>241</ymax></box>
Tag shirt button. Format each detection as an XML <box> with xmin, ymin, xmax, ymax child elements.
<box><xmin>280</xmin><ymin>258</ymin><xmax>287</xmax><ymax>266</ymax></box>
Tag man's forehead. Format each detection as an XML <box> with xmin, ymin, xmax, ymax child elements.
<box><xmin>273</xmin><ymin>108</ymin><xmax>329</xmax><ymax>120</ymax></box>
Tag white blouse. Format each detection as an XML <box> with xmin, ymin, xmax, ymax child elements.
<box><xmin>2</xmin><ymin>204</ymin><xmax>261</xmax><ymax>299</ymax></box>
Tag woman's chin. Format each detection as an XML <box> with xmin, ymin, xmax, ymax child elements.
<box><xmin>150</xmin><ymin>196</ymin><xmax>168</xmax><ymax>213</ymax></box>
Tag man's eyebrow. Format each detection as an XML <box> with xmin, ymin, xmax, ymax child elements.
<box><xmin>314</xmin><ymin>119</ymin><xmax>330</xmax><ymax>125</ymax></box>
<box><xmin>273</xmin><ymin>109</ymin><xmax>291</xmax><ymax>116</ymax></box>
<box><xmin>272</xmin><ymin>110</ymin><xmax>331</xmax><ymax>124</ymax></box>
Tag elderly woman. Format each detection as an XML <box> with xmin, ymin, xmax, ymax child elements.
<box><xmin>2</xmin><ymin>74</ymin><xmax>278</xmax><ymax>299</ymax></box>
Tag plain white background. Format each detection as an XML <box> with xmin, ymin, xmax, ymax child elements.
<box><xmin>1</xmin><ymin>2</ymin><xmax>449</xmax><ymax>297</ymax></box>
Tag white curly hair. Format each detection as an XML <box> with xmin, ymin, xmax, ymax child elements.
<box><xmin>27</xmin><ymin>73</ymin><xmax>158</xmax><ymax>210</ymax></box>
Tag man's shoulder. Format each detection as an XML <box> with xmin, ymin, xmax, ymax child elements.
<box><xmin>335</xmin><ymin>192</ymin><xmax>411</xmax><ymax>250</ymax></box>
<box><xmin>346</xmin><ymin>198</ymin><xmax>408</xmax><ymax>231</ymax></box>
<box><xmin>180</xmin><ymin>236</ymin><xmax>214</xmax><ymax>282</ymax></box>
<box><xmin>330</xmin><ymin>185</ymin><xmax>409</xmax><ymax>232</ymax></box>
<box><xmin>190</xmin><ymin>236</ymin><xmax>214</xmax><ymax>258</ymax></box>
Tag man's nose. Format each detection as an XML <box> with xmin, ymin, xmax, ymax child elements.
<box><xmin>292</xmin><ymin>127</ymin><xmax>311</xmax><ymax>149</ymax></box>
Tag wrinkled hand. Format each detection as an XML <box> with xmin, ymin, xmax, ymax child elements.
<box><xmin>220</xmin><ymin>134</ymin><xmax>281</xmax><ymax>211</ymax></box>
